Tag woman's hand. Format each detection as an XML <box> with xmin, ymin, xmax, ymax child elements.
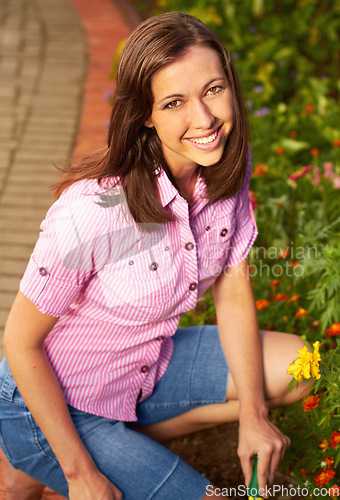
<box><xmin>68</xmin><ymin>469</ymin><xmax>122</xmax><ymax>500</ymax></box>
<box><xmin>238</xmin><ymin>409</ymin><xmax>290</xmax><ymax>498</ymax></box>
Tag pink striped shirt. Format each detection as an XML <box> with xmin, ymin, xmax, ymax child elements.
<box><xmin>20</xmin><ymin>156</ymin><xmax>257</xmax><ymax>421</ymax></box>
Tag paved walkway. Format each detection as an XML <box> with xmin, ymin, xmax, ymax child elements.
<box><xmin>0</xmin><ymin>0</ymin><xmax>134</xmax><ymax>496</ymax></box>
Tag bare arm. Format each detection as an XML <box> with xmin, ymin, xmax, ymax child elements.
<box><xmin>213</xmin><ymin>259</ymin><xmax>289</xmax><ymax>494</ymax></box>
<box><xmin>4</xmin><ymin>291</ymin><xmax>121</xmax><ymax>500</ymax></box>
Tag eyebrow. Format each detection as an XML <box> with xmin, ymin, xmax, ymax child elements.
<box><xmin>158</xmin><ymin>77</ymin><xmax>227</xmax><ymax>104</ymax></box>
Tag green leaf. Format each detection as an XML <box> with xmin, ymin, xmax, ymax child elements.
<box><xmin>279</xmin><ymin>138</ymin><xmax>311</xmax><ymax>152</ymax></box>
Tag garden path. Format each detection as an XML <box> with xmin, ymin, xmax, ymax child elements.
<box><xmin>0</xmin><ymin>0</ymin><xmax>131</xmax><ymax>497</ymax></box>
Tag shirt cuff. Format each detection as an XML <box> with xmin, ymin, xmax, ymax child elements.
<box><xmin>20</xmin><ymin>256</ymin><xmax>81</xmax><ymax>317</ymax></box>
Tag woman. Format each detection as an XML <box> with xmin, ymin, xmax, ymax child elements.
<box><xmin>0</xmin><ymin>12</ymin><xmax>309</xmax><ymax>500</ymax></box>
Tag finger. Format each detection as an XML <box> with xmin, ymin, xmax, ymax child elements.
<box><xmin>267</xmin><ymin>421</ymin><xmax>291</xmax><ymax>467</ymax></box>
<box><xmin>113</xmin><ymin>486</ymin><xmax>123</xmax><ymax>500</ymax></box>
<box><xmin>238</xmin><ymin>448</ymin><xmax>253</xmax><ymax>486</ymax></box>
<box><xmin>257</xmin><ymin>447</ymin><xmax>272</xmax><ymax>497</ymax></box>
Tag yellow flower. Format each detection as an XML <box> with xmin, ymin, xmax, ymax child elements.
<box><xmin>287</xmin><ymin>341</ymin><xmax>321</xmax><ymax>382</ymax></box>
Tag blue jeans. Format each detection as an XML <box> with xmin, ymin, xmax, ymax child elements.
<box><xmin>0</xmin><ymin>326</ymin><xmax>229</xmax><ymax>499</ymax></box>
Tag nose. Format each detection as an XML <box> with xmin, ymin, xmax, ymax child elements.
<box><xmin>190</xmin><ymin>99</ymin><xmax>215</xmax><ymax>130</ymax></box>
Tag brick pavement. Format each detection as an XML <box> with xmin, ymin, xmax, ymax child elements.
<box><xmin>0</xmin><ymin>0</ymin><xmax>133</xmax><ymax>496</ymax></box>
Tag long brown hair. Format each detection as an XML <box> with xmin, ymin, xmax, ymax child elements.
<box><xmin>54</xmin><ymin>12</ymin><xmax>249</xmax><ymax>223</ymax></box>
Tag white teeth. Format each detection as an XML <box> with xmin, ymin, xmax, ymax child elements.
<box><xmin>189</xmin><ymin>129</ymin><xmax>218</xmax><ymax>144</ymax></box>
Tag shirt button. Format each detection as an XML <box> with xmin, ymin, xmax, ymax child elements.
<box><xmin>189</xmin><ymin>282</ymin><xmax>197</xmax><ymax>292</ymax></box>
<box><xmin>185</xmin><ymin>242</ymin><xmax>194</xmax><ymax>251</ymax></box>
<box><xmin>205</xmin><ymin>226</ymin><xmax>211</xmax><ymax>231</ymax></box>
<box><xmin>164</xmin><ymin>246</ymin><xmax>169</xmax><ymax>251</ymax></box>
<box><xmin>39</xmin><ymin>267</ymin><xmax>48</xmax><ymax>276</ymax></box>
<box><xmin>220</xmin><ymin>228</ymin><xmax>228</xmax><ymax>237</ymax></box>
<box><xmin>129</xmin><ymin>260</ymin><xmax>134</xmax><ymax>266</ymax></box>
<box><xmin>141</xmin><ymin>365</ymin><xmax>149</xmax><ymax>373</ymax></box>
<box><xmin>150</xmin><ymin>262</ymin><xmax>158</xmax><ymax>271</ymax></box>
<box><xmin>155</xmin><ymin>335</ymin><xmax>165</xmax><ymax>341</ymax></box>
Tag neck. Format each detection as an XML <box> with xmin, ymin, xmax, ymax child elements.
<box><xmin>173</xmin><ymin>167</ymin><xmax>199</xmax><ymax>204</ymax></box>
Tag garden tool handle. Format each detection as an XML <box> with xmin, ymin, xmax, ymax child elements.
<box><xmin>248</xmin><ymin>455</ymin><xmax>264</xmax><ymax>500</ymax></box>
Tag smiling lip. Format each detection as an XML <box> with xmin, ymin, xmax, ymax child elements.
<box><xmin>184</xmin><ymin>126</ymin><xmax>223</xmax><ymax>151</ymax></box>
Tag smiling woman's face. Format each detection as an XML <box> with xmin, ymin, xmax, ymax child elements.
<box><xmin>146</xmin><ymin>44</ymin><xmax>234</xmax><ymax>178</ymax></box>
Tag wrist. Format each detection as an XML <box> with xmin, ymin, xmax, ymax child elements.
<box><xmin>59</xmin><ymin>447</ymin><xmax>97</xmax><ymax>481</ymax></box>
<box><xmin>239</xmin><ymin>399</ymin><xmax>268</xmax><ymax>420</ymax></box>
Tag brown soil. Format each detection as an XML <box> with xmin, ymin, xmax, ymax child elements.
<box><xmin>167</xmin><ymin>423</ymin><xmax>299</xmax><ymax>499</ymax></box>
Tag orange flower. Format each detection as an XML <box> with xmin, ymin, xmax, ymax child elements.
<box><xmin>275</xmin><ymin>146</ymin><xmax>285</xmax><ymax>155</ymax></box>
<box><xmin>278</xmin><ymin>248</ymin><xmax>289</xmax><ymax>258</ymax></box>
<box><xmin>302</xmin><ymin>104</ymin><xmax>315</xmax><ymax>115</ymax></box>
<box><xmin>289</xmin><ymin>130</ymin><xmax>299</xmax><ymax>138</ymax></box>
<box><xmin>326</xmin><ymin>323</ymin><xmax>340</xmax><ymax>336</ymax></box>
<box><xmin>332</xmin><ymin>139</ymin><xmax>340</xmax><ymax>147</ymax></box>
<box><xmin>328</xmin><ymin>485</ymin><xmax>340</xmax><ymax>498</ymax></box>
<box><xmin>315</xmin><ymin>470</ymin><xmax>335</xmax><ymax>486</ymax></box>
<box><xmin>302</xmin><ymin>394</ymin><xmax>320</xmax><ymax>412</ymax></box>
<box><xmin>325</xmin><ymin>457</ymin><xmax>335</xmax><ymax>468</ymax></box>
<box><xmin>319</xmin><ymin>439</ymin><xmax>329</xmax><ymax>453</ymax></box>
<box><xmin>275</xmin><ymin>293</ymin><xmax>288</xmax><ymax>301</ymax></box>
<box><xmin>310</xmin><ymin>148</ymin><xmax>320</xmax><ymax>157</ymax></box>
<box><xmin>329</xmin><ymin>431</ymin><xmax>340</xmax><ymax>448</ymax></box>
<box><xmin>290</xmin><ymin>260</ymin><xmax>301</xmax><ymax>268</ymax></box>
<box><xmin>271</xmin><ymin>279</ymin><xmax>281</xmax><ymax>287</ymax></box>
<box><xmin>288</xmin><ymin>292</ymin><xmax>299</xmax><ymax>302</ymax></box>
<box><xmin>295</xmin><ymin>308</ymin><xmax>308</xmax><ymax>318</ymax></box>
<box><xmin>249</xmin><ymin>190</ymin><xmax>257</xmax><ymax>210</ymax></box>
<box><xmin>256</xmin><ymin>300</ymin><xmax>270</xmax><ymax>311</ymax></box>
<box><xmin>253</xmin><ymin>163</ymin><xmax>269</xmax><ymax>176</ymax></box>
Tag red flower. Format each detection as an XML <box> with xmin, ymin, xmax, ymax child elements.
<box><xmin>253</xmin><ymin>163</ymin><xmax>269</xmax><ymax>176</ymax></box>
<box><xmin>289</xmin><ymin>130</ymin><xmax>299</xmax><ymax>138</ymax></box>
<box><xmin>332</xmin><ymin>138</ymin><xmax>340</xmax><ymax>147</ymax></box>
<box><xmin>326</xmin><ymin>323</ymin><xmax>340</xmax><ymax>336</ymax></box>
<box><xmin>329</xmin><ymin>431</ymin><xmax>340</xmax><ymax>448</ymax></box>
<box><xmin>271</xmin><ymin>279</ymin><xmax>281</xmax><ymax>287</ymax></box>
<box><xmin>256</xmin><ymin>300</ymin><xmax>270</xmax><ymax>311</ymax></box>
<box><xmin>275</xmin><ymin>146</ymin><xmax>285</xmax><ymax>155</ymax></box>
<box><xmin>302</xmin><ymin>104</ymin><xmax>315</xmax><ymax>115</ymax></box>
<box><xmin>315</xmin><ymin>470</ymin><xmax>335</xmax><ymax>486</ymax></box>
<box><xmin>275</xmin><ymin>293</ymin><xmax>289</xmax><ymax>301</ymax></box>
<box><xmin>302</xmin><ymin>394</ymin><xmax>320</xmax><ymax>412</ymax></box>
<box><xmin>310</xmin><ymin>148</ymin><xmax>320</xmax><ymax>157</ymax></box>
<box><xmin>325</xmin><ymin>457</ymin><xmax>335</xmax><ymax>468</ymax></box>
<box><xmin>289</xmin><ymin>165</ymin><xmax>313</xmax><ymax>181</ymax></box>
<box><xmin>328</xmin><ymin>485</ymin><xmax>340</xmax><ymax>498</ymax></box>
<box><xmin>289</xmin><ymin>260</ymin><xmax>301</xmax><ymax>268</ymax></box>
<box><xmin>278</xmin><ymin>248</ymin><xmax>289</xmax><ymax>259</ymax></box>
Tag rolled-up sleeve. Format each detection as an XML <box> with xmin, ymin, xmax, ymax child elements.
<box><xmin>20</xmin><ymin>195</ymin><xmax>111</xmax><ymax>317</ymax></box>
<box><xmin>225</xmin><ymin>151</ymin><xmax>258</xmax><ymax>268</ymax></box>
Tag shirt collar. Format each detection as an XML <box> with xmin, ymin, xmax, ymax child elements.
<box><xmin>156</xmin><ymin>167</ymin><xmax>179</xmax><ymax>207</ymax></box>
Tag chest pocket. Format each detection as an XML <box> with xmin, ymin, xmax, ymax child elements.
<box><xmin>198</xmin><ymin>212</ymin><xmax>236</xmax><ymax>278</ymax></box>
<box><xmin>98</xmin><ymin>229</ymin><xmax>176</xmax><ymax>309</ymax></box>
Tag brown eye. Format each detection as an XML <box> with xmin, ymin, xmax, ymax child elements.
<box><xmin>165</xmin><ymin>100</ymin><xmax>180</xmax><ymax>109</ymax></box>
<box><xmin>207</xmin><ymin>86</ymin><xmax>221</xmax><ymax>95</ymax></box>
